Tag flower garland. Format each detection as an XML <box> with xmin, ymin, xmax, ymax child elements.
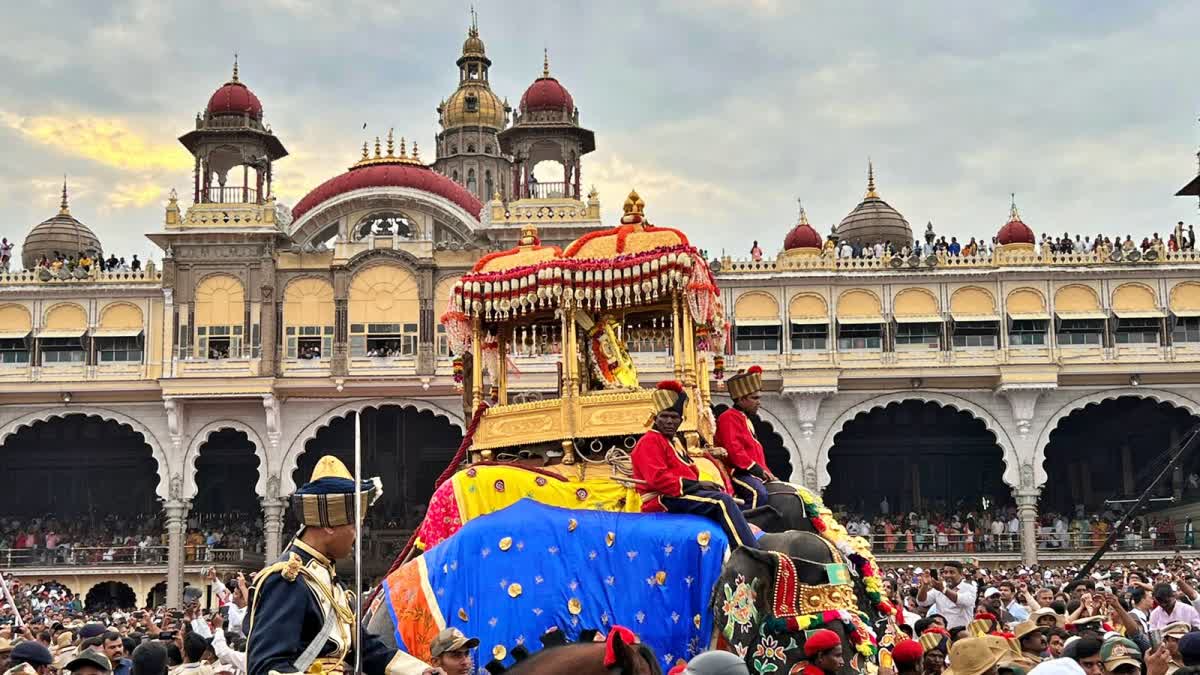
<box><xmin>452</xmin><ymin>356</ymin><xmax>464</xmax><ymax>390</ymax></box>
<box><xmin>792</xmin><ymin>486</ymin><xmax>896</xmax><ymax>619</ymax></box>
<box><xmin>761</xmin><ymin>608</ymin><xmax>878</xmax><ymax>658</ymax></box>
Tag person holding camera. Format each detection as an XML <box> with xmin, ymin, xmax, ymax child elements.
<box><xmin>206</xmin><ymin>570</ymin><xmax>248</xmax><ymax>637</ymax></box>
<box><xmin>917</xmin><ymin>562</ymin><xmax>977</xmax><ymax>629</ymax></box>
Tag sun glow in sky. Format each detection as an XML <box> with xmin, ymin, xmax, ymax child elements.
<box><xmin>0</xmin><ymin>1</ymin><xmax>1197</xmax><ymax>262</ymax></box>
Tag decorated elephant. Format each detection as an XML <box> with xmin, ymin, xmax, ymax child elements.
<box><xmin>712</xmin><ymin>530</ymin><xmax>886</xmax><ymax>675</ymax></box>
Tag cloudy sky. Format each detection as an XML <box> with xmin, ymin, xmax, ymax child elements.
<box><xmin>1</xmin><ymin>0</ymin><xmax>1198</xmax><ymax>264</ymax></box>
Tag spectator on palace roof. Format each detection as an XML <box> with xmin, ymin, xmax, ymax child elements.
<box><xmin>750</xmin><ymin>240</ymin><xmax>763</xmax><ymax>261</ymax></box>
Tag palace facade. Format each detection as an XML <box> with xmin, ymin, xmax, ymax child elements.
<box><xmin>2</xmin><ymin>20</ymin><xmax>1200</xmax><ymax>608</ymax></box>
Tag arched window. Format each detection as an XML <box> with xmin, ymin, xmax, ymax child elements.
<box><xmin>194</xmin><ymin>275</ymin><xmax>245</xmax><ymax>360</ymax></box>
<box><xmin>465</xmin><ymin>95</ymin><xmax>478</xmax><ymax>112</ymax></box>
<box><xmin>452</xmin><ymin>170</ymin><xmax>460</xmax><ymax>182</ymax></box>
<box><xmin>484</xmin><ymin>170</ymin><xmax>494</xmax><ymax>201</ymax></box>
<box><xmin>467</xmin><ymin>144</ymin><xmax>477</xmax><ymax>153</ymax></box>
<box><xmin>348</xmin><ymin>266</ymin><xmax>419</xmax><ymax>359</ymax></box>
<box><xmin>283</xmin><ymin>279</ymin><xmax>335</xmax><ymax>360</ymax></box>
<box><xmin>485</xmin><ymin>145</ymin><xmax>494</xmax><ymax>154</ymax></box>
<box><xmin>96</xmin><ymin>303</ymin><xmax>145</xmax><ymax>363</ymax></box>
<box><xmin>467</xmin><ymin>168</ymin><xmax>477</xmax><ymax>195</ymax></box>
<box><xmin>355</xmin><ymin>212</ymin><xmax>416</xmax><ymax>240</ymax></box>
<box><xmin>451</xmin><ymin>145</ymin><xmax>458</xmax><ymax>155</ymax></box>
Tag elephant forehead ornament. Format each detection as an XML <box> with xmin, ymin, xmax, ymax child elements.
<box><xmin>770</xmin><ymin>553</ymin><xmax>859</xmax><ymax>618</ymax></box>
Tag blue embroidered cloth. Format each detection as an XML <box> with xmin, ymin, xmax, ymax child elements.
<box><xmin>410</xmin><ymin>498</ymin><xmax>729</xmax><ymax>668</ymax></box>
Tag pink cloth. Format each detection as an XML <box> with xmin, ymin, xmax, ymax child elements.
<box><xmin>415</xmin><ymin>480</ymin><xmax>462</xmax><ymax>549</ymax></box>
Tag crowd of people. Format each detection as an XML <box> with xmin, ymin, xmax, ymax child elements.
<box><xmin>7</xmin><ymin>557</ymin><xmax>1200</xmax><ymax>675</ymax></box>
<box><xmin>747</xmin><ymin>221</ymin><xmax>1199</xmax><ymax>262</ymax></box>
<box><xmin>0</xmin><ymin>515</ymin><xmax>263</xmax><ymax>568</ymax></box>
<box><xmin>1</xmin><ymin>568</ymin><xmax>251</xmax><ymax>675</ymax></box>
<box><xmin>830</xmin><ymin>505</ymin><xmax>1199</xmax><ymax>553</ymax></box>
<box><xmin>0</xmin><ymin>241</ymin><xmax>144</xmax><ymax>276</ymax></box>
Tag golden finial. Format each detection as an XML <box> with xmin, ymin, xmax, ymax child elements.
<box><xmin>59</xmin><ymin>175</ymin><xmax>70</xmax><ymax>216</ymax></box>
<box><xmin>361</xmin><ymin>141</ymin><xmax>369</xmax><ymax>161</ymax></box>
<box><xmin>622</xmin><ymin>189</ymin><xmax>645</xmax><ymax>215</ymax></box>
<box><xmin>231</xmin><ymin>53</ymin><xmax>240</xmax><ymax>83</ymax></box>
<box><xmin>519</xmin><ymin>223</ymin><xmax>539</xmax><ymax>245</ymax></box>
<box><xmin>469</xmin><ymin>5</ymin><xmax>478</xmax><ymax>37</ymax></box>
<box><xmin>412</xmin><ymin>141</ymin><xmax>420</xmax><ymax>161</ymax></box>
<box><xmin>373</xmin><ymin>136</ymin><xmax>382</xmax><ymax>159</ymax></box>
<box><xmin>1009</xmin><ymin>193</ymin><xmax>1021</xmax><ymax>221</ymax></box>
<box><xmin>386</xmin><ymin>129</ymin><xmax>395</xmax><ymax>156</ymax></box>
<box><xmin>399</xmin><ymin>136</ymin><xmax>407</xmax><ymax>158</ymax></box>
<box><xmin>543</xmin><ymin>48</ymin><xmax>550</xmax><ymax>77</ymax></box>
<box><xmin>798</xmin><ymin>198</ymin><xmax>810</xmax><ymax>225</ymax></box>
<box><xmin>865</xmin><ymin>160</ymin><xmax>879</xmax><ymax>199</ymax></box>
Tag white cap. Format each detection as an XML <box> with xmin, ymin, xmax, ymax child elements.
<box><xmin>984</xmin><ymin>587</ymin><xmax>1001</xmax><ymax>598</ymax></box>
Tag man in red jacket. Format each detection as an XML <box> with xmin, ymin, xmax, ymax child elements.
<box><xmin>631</xmin><ymin>380</ymin><xmax>758</xmax><ymax>549</ymax></box>
<box><xmin>714</xmin><ymin>365</ymin><xmax>774</xmax><ymax>509</ymax></box>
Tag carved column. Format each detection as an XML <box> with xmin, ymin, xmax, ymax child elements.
<box><xmin>417</xmin><ymin>268</ymin><xmax>436</xmax><ymax>375</ymax></box>
<box><xmin>997</xmin><ymin>385</ymin><xmax>1054</xmax><ymax>437</ymax></box>
<box><xmin>786</xmin><ymin>390</ymin><xmax>834</xmax><ymax>440</ymax></box>
<box><xmin>1016</xmin><ymin>488</ymin><xmax>1039</xmax><ymax>565</ymax></box>
<box><xmin>261</xmin><ymin>496</ymin><xmax>287</xmax><ymax>561</ymax></box>
<box><xmin>164</xmin><ymin>498</ymin><xmax>190</xmax><ymax>608</ymax></box>
<box><xmin>259</xmin><ymin>272</ymin><xmax>277</xmax><ymax>370</ymax></box>
<box><xmin>783</xmin><ymin>389</ymin><xmax>834</xmax><ymax>489</ymax></box>
<box><xmin>332</xmin><ymin>298</ymin><xmax>349</xmax><ymax>377</ymax></box>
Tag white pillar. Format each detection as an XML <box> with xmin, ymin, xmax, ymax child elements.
<box><xmin>262</xmin><ymin>498</ymin><xmax>287</xmax><ymax>562</ymax></box>
<box><xmin>1016</xmin><ymin>490</ymin><xmax>1039</xmax><ymax>565</ymax></box>
<box><xmin>164</xmin><ymin>499</ymin><xmax>190</xmax><ymax>608</ymax></box>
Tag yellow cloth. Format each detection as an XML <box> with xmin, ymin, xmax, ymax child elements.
<box><xmin>452</xmin><ymin>465</ymin><xmax>642</xmax><ymax>521</ymax></box>
<box><xmin>449</xmin><ymin>458</ymin><xmax>728</xmax><ymax>523</ymax></box>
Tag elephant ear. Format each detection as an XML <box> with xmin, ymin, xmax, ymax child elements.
<box><xmin>733</xmin><ymin>545</ymin><xmax>781</xmax><ymax>570</ymax></box>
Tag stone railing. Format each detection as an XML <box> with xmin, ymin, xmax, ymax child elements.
<box><xmin>718</xmin><ymin>245</ymin><xmax>1193</xmax><ymax>274</ymax></box>
<box><xmin>0</xmin><ymin>265</ymin><xmax>161</xmax><ymax>286</ymax></box>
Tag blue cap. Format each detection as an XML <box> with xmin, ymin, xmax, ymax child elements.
<box><xmin>1179</xmin><ymin>631</ymin><xmax>1200</xmax><ymax>666</ymax></box>
<box><xmin>11</xmin><ymin>641</ymin><xmax>54</xmax><ymax>667</ymax></box>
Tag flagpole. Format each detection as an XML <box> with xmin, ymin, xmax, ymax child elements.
<box><xmin>354</xmin><ymin>410</ymin><xmax>363</xmax><ymax>675</ymax></box>
<box><xmin>0</xmin><ymin>571</ymin><xmax>23</xmax><ymax>627</ymax></box>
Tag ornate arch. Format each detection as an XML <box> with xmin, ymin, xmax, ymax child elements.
<box><xmin>278</xmin><ymin>398</ymin><xmax>466</xmax><ymax>495</ymax></box>
<box><xmin>289</xmin><ymin>187</ymin><xmax>482</xmax><ymax>247</ymax></box>
<box><xmin>182</xmin><ymin>420</ymin><xmax>270</xmax><ymax>501</ymax></box>
<box><xmin>816</xmin><ymin>391</ymin><xmax>1020</xmax><ymax>490</ymax></box>
<box><xmin>1111</xmin><ymin>282</ymin><xmax>1160</xmax><ymax>311</ymax></box>
<box><xmin>0</xmin><ymin>408</ymin><xmax>172</xmax><ymax>500</ymax></box>
<box><xmin>43</xmin><ymin>302</ymin><xmax>88</xmax><ymax>327</ymax></box>
<box><xmin>733</xmin><ymin>291</ymin><xmax>780</xmax><ymax>322</ymax></box>
<box><xmin>950</xmin><ymin>286</ymin><xmax>997</xmax><ymax>314</ymax></box>
<box><xmin>893</xmin><ymin>287</ymin><xmax>940</xmax><ymax>314</ymax></box>
<box><xmin>1032</xmin><ymin>388</ymin><xmax>1200</xmax><ymax>487</ymax></box>
<box><xmin>343</xmin><ymin>248</ymin><xmax>423</xmax><ymax>274</ymax></box>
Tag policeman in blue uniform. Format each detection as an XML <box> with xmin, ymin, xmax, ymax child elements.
<box><xmin>244</xmin><ymin>456</ymin><xmax>435</xmax><ymax>675</ymax></box>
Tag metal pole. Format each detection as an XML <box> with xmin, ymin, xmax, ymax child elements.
<box><xmin>0</xmin><ymin>571</ymin><xmax>24</xmax><ymax>627</ymax></box>
<box><xmin>354</xmin><ymin>411</ymin><xmax>363</xmax><ymax>675</ymax></box>
<box><xmin>1072</xmin><ymin>423</ymin><xmax>1200</xmax><ymax>584</ymax></box>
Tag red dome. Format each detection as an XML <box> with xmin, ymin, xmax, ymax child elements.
<box><xmin>520</xmin><ymin>76</ymin><xmax>574</xmax><ymax>113</ymax></box>
<box><xmin>292</xmin><ymin>162</ymin><xmax>484</xmax><ymax>222</ymax></box>
<box><xmin>997</xmin><ymin>218</ymin><xmax>1035</xmax><ymax>245</ymax></box>
<box><xmin>784</xmin><ymin>221</ymin><xmax>822</xmax><ymax>250</ymax></box>
<box><xmin>207</xmin><ymin>81</ymin><xmax>263</xmax><ymax>119</ymax></box>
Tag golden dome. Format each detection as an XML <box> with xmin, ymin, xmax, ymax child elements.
<box><xmin>462</xmin><ymin>33</ymin><xmax>486</xmax><ymax>58</ymax></box>
<box><xmin>443</xmin><ymin>82</ymin><xmax>506</xmax><ymax>130</ymax></box>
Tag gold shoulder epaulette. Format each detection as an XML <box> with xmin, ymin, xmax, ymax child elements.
<box><xmin>252</xmin><ymin>552</ymin><xmax>306</xmax><ymax>585</ymax></box>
